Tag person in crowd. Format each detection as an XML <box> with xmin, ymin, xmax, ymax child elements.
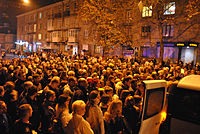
<box><xmin>40</xmin><ymin>90</ymin><xmax>56</xmax><ymax>134</ymax></box>
<box><xmin>66</xmin><ymin>100</ymin><xmax>94</xmax><ymax>134</ymax></box>
<box><xmin>14</xmin><ymin>104</ymin><xmax>34</xmax><ymax>134</ymax></box>
<box><xmin>99</xmin><ymin>94</ymin><xmax>111</xmax><ymax>114</ymax></box>
<box><xmin>104</xmin><ymin>99</ymin><xmax>132</xmax><ymax>134</ymax></box>
<box><xmin>55</xmin><ymin>94</ymin><xmax>72</xmax><ymax>131</ymax></box>
<box><xmin>123</xmin><ymin>96</ymin><xmax>140</xmax><ymax>134</ymax></box>
<box><xmin>0</xmin><ymin>52</ymin><xmax>199</xmax><ymax>134</ymax></box>
<box><xmin>44</xmin><ymin>76</ymin><xmax>60</xmax><ymax>99</ymax></box>
<box><xmin>0</xmin><ymin>101</ymin><xmax>9</xmax><ymax>134</ymax></box>
<box><xmin>15</xmin><ymin>71</ymin><xmax>27</xmax><ymax>94</ymax></box>
<box><xmin>0</xmin><ymin>86</ymin><xmax>5</xmax><ymax>100</ymax></box>
<box><xmin>85</xmin><ymin>90</ymin><xmax>105</xmax><ymax>134</ymax></box>
<box><xmin>26</xmin><ymin>86</ymin><xmax>40</xmax><ymax>131</ymax></box>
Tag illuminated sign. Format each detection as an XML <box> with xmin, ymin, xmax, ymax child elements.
<box><xmin>15</xmin><ymin>40</ymin><xmax>28</xmax><ymax>46</ymax></box>
<box><xmin>177</xmin><ymin>43</ymin><xmax>184</xmax><ymax>46</ymax></box>
<box><xmin>189</xmin><ymin>43</ymin><xmax>198</xmax><ymax>47</ymax></box>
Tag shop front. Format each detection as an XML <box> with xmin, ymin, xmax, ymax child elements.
<box><xmin>157</xmin><ymin>42</ymin><xmax>199</xmax><ymax>64</ymax></box>
<box><xmin>67</xmin><ymin>42</ymin><xmax>79</xmax><ymax>55</ymax></box>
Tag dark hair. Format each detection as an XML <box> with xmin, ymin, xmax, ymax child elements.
<box><xmin>4</xmin><ymin>81</ymin><xmax>15</xmax><ymax>91</ymax></box>
<box><xmin>27</xmin><ymin>85</ymin><xmax>37</xmax><ymax>97</ymax></box>
<box><xmin>120</xmin><ymin>90</ymin><xmax>131</xmax><ymax>105</ymax></box>
<box><xmin>73</xmin><ymin>90</ymin><xmax>85</xmax><ymax>102</ymax></box>
<box><xmin>45</xmin><ymin>90</ymin><xmax>55</xmax><ymax>101</ymax></box>
<box><xmin>0</xmin><ymin>86</ymin><xmax>4</xmax><ymax>96</ymax></box>
<box><xmin>122</xmin><ymin>77</ymin><xmax>132</xmax><ymax>84</ymax></box>
<box><xmin>57</xmin><ymin>94</ymin><xmax>70</xmax><ymax>107</ymax></box>
<box><xmin>100</xmin><ymin>94</ymin><xmax>110</xmax><ymax>105</ymax></box>
<box><xmin>124</xmin><ymin>96</ymin><xmax>135</xmax><ymax>107</ymax></box>
<box><xmin>85</xmin><ymin>90</ymin><xmax>99</xmax><ymax>117</ymax></box>
<box><xmin>18</xmin><ymin>104</ymin><xmax>32</xmax><ymax>118</ymax></box>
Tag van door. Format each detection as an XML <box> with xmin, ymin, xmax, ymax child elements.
<box><xmin>138</xmin><ymin>80</ymin><xmax>167</xmax><ymax>134</ymax></box>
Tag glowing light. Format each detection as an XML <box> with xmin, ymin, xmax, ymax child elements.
<box><xmin>161</xmin><ymin>112</ymin><xmax>167</xmax><ymax>122</ymax></box>
<box><xmin>23</xmin><ymin>0</ymin><xmax>29</xmax><ymax>4</ymax></box>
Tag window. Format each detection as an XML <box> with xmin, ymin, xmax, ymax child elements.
<box><xmin>84</xmin><ymin>30</ymin><xmax>88</xmax><ymax>39</ymax></box>
<box><xmin>169</xmin><ymin>88</ymin><xmax>200</xmax><ymax>124</ymax></box>
<box><xmin>38</xmin><ymin>34</ymin><xmax>42</xmax><ymax>40</ymax></box>
<box><xmin>163</xmin><ymin>25</ymin><xmax>174</xmax><ymax>37</ymax></box>
<box><xmin>34</xmin><ymin>24</ymin><xmax>37</xmax><ymax>32</ymax></box>
<box><xmin>127</xmin><ymin>10</ymin><xmax>132</xmax><ymax>22</ymax></box>
<box><xmin>39</xmin><ymin>12</ymin><xmax>42</xmax><ymax>19</ymax></box>
<box><xmin>141</xmin><ymin>26</ymin><xmax>151</xmax><ymax>37</ymax></box>
<box><xmin>95</xmin><ymin>45</ymin><xmax>101</xmax><ymax>54</ymax></box>
<box><xmin>164</xmin><ymin>2</ymin><xmax>175</xmax><ymax>15</ymax></box>
<box><xmin>142</xmin><ymin>6</ymin><xmax>152</xmax><ymax>17</ymax></box>
<box><xmin>144</xmin><ymin>88</ymin><xmax>165</xmax><ymax>120</ymax></box>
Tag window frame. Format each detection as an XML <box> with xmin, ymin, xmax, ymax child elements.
<box><xmin>143</xmin><ymin>87</ymin><xmax>165</xmax><ymax>120</ymax></box>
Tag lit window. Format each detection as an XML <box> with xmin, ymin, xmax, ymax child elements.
<box><xmin>142</xmin><ymin>6</ymin><xmax>152</xmax><ymax>17</ymax></box>
<box><xmin>164</xmin><ymin>2</ymin><xmax>175</xmax><ymax>15</ymax></box>
<box><xmin>39</xmin><ymin>12</ymin><xmax>42</xmax><ymax>19</ymax></box>
<box><xmin>38</xmin><ymin>34</ymin><xmax>42</xmax><ymax>40</ymax></box>
<box><xmin>95</xmin><ymin>46</ymin><xmax>101</xmax><ymax>54</ymax></box>
<box><xmin>34</xmin><ymin>24</ymin><xmax>37</xmax><ymax>32</ymax></box>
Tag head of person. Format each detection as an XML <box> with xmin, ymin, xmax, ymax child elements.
<box><xmin>0</xmin><ymin>86</ymin><xmax>5</xmax><ymax>97</ymax></box>
<box><xmin>4</xmin><ymin>89</ymin><xmax>18</xmax><ymax>102</ymax></box>
<box><xmin>4</xmin><ymin>81</ymin><xmax>15</xmax><ymax>91</ymax></box>
<box><xmin>0</xmin><ymin>101</ymin><xmax>7</xmax><ymax>115</ymax></box>
<box><xmin>120</xmin><ymin>90</ymin><xmax>131</xmax><ymax>105</ymax></box>
<box><xmin>78</xmin><ymin>78</ymin><xmax>88</xmax><ymax>88</ymax></box>
<box><xmin>122</xmin><ymin>77</ymin><xmax>132</xmax><ymax>87</ymax></box>
<box><xmin>57</xmin><ymin>94</ymin><xmax>71</xmax><ymax>108</ymax></box>
<box><xmin>68</xmin><ymin>71</ymin><xmax>75</xmax><ymax>77</ymax></box>
<box><xmin>107</xmin><ymin>99</ymin><xmax>122</xmax><ymax>118</ymax></box>
<box><xmin>33</xmin><ymin>74</ymin><xmax>41</xmax><ymax>83</ymax></box>
<box><xmin>100</xmin><ymin>94</ymin><xmax>111</xmax><ymax>105</ymax></box>
<box><xmin>24</xmin><ymin>81</ymin><xmax>33</xmax><ymax>90</ymax></box>
<box><xmin>27</xmin><ymin>85</ymin><xmax>38</xmax><ymax>100</ymax></box>
<box><xmin>72</xmin><ymin>100</ymin><xmax>86</xmax><ymax>116</ymax></box>
<box><xmin>68</xmin><ymin>76</ymin><xmax>76</xmax><ymax>87</ymax></box>
<box><xmin>52</xmin><ymin>69</ymin><xmax>58</xmax><ymax>76</ymax></box>
<box><xmin>50</xmin><ymin>76</ymin><xmax>60</xmax><ymax>89</ymax></box>
<box><xmin>18</xmin><ymin>71</ymin><xmax>26</xmax><ymax>81</ymax></box>
<box><xmin>104</xmin><ymin>86</ymin><xmax>114</xmax><ymax>97</ymax></box>
<box><xmin>18</xmin><ymin>104</ymin><xmax>33</xmax><ymax>120</ymax></box>
<box><xmin>45</xmin><ymin>90</ymin><xmax>56</xmax><ymax>102</ymax></box>
<box><xmin>73</xmin><ymin>90</ymin><xmax>85</xmax><ymax>102</ymax></box>
<box><xmin>89</xmin><ymin>90</ymin><xmax>100</xmax><ymax>105</ymax></box>
<box><xmin>124</xmin><ymin>96</ymin><xmax>135</xmax><ymax>108</ymax></box>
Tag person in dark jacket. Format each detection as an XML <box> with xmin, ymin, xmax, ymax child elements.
<box><xmin>14</xmin><ymin>104</ymin><xmax>33</xmax><ymax>134</ymax></box>
<box><xmin>123</xmin><ymin>96</ymin><xmax>139</xmax><ymax>134</ymax></box>
<box><xmin>0</xmin><ymin>101</ymin><xmax>9</xmax><ymax>134</ymax></box>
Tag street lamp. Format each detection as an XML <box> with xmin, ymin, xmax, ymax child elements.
<box><xmin>23</xmin><ymin>0</ymin><xmax>30</xmax><ymax>4</ymax></box>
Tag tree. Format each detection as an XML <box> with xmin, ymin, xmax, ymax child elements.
<box><xmin>132</xmin><ymin>0</ymin><xmax>200</xmax><ymax>61</ymax></box>
<box><xmin>78</xmin><ymin>0</ymin><xmax>136</xmax><ymax>54</ymax></box>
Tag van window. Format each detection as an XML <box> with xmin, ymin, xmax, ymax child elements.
<box><xmin>143</xmin><ymin>87</ymin><xmax>165</xmax><ymax>120</ymax></box>
<box><xmin>168</xmin><ymin>88</ymin><xmax>200</xmax><ymax>124</ymax></box>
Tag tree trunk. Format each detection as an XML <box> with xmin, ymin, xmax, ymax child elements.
<box><xmin>159</xmin><ymin>22</ymin><xmax>164</xmax><ymax>62</ymax></box>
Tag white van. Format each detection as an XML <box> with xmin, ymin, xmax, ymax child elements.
<box><xmin>161</xmin><ymin>75</ymin><xmax>200</xmax><ymax>134</ymax></box>
<box><xmin>137</xmin><ymin>80</ymin><xmax>167</xmax><ymax>134</ymax></box>
<box><xmin>137</xmin><ymin>75</ymin><xmax>200</xmax><ymax>134</ymax></box>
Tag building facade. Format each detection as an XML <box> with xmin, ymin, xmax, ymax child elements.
<box><xmin>17</xmin><ymin>0</ymin><xmax>200</xmax><ymax>63</ymax></box>
<box><xmin>0</xmin><ymin>12</ymin><xmax>16</xmax><ymax>52</ymax></box>
<box><xmin>17</xmin><ymin>0</ymin><xmax>99</xmax><ymax>55</ymax></box>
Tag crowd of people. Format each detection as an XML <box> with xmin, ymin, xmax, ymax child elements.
<box><xmin>0</xmin><ymin>52</ymin><xmax>199</xmax><ymax>134</ymax></box>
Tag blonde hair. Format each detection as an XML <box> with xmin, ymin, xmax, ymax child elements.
<box><xmin>72</xmin><ymin>100</ymin><xmax>85</xmax><ymax>113</ymax></box>
<box><xmin>104</xmin><ymin>99</ymin><xmax>122</xmax><ymax>123</ymax></box>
